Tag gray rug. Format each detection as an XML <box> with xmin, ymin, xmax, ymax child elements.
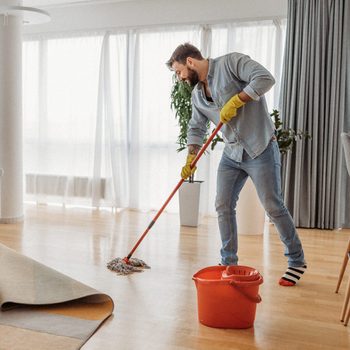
<box><xmin>0</xmin><ymin>243</ymin><xmax>114</xmax><ymax>350</ymax></box>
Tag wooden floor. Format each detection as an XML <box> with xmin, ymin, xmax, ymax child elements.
<box><xmin>0</xmin><ymin>204</ymin><xmax>350</xmax><ymax>350</ymax></box>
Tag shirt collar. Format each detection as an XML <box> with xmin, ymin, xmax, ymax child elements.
<box><xmin>207</xmin><ymin>58</ymin><xmax>215</xmax><ymax>79</ymax></box>
<box><xmin>195</xmin><ymin>58</ymin><xmax>214</xmax><ymax>91</ymax></box>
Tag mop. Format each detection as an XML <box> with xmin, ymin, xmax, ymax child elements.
<box><xmin>107</xmin><ymin>122</ymin><xmax>224</xmax><ymax>275</ymax></box>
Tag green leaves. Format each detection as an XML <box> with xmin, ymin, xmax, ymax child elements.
<box><xmin>170</xmin><ymin>75</ymin><xmax>223</xmax><ymax>152</ymax></box>
<box><xmin>270</xmin><ymin>109</ymin><xmax>311</xmax><ymax>154</ymax></box>
<box><xmin>170</xmin><ymin>77</ymin><xmax>193</xmax><ymax>152</ymax></box>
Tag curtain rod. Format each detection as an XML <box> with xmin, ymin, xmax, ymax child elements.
<box><xmin>23</xmin><ymin>15</ymin><xmax>287</xmax><ymax>41</ymax></box>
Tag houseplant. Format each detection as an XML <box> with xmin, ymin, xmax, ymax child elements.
<box><xmin>170</xmin><ymin>77</ymin><xmax>223</xmax><ymax>165</ymax></box>
<box><xmin>170</xmin><ymin>77</ymin><xmax>213</xmax><ymax>226</ymax></box>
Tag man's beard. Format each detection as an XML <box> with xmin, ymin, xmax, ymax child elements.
<box><xmin>186</xmin><ymin>67</ymin><xmax>199</xmax><ymax>87</ymax></box>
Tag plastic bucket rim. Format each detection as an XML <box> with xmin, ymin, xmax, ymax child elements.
<box><xmin>221</xmin><ymin>269</ymin><xmax>260</xmax><ymax>282</ymax></box>
<box><xmin>193</xmin><ymin>265</ymin><xmax>263</xmax><ymax>286</ymax></box>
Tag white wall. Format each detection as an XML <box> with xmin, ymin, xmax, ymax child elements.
<box><xmin>24</xmin><ymin>0</ymin><xmax>287</xmax><ymax>35</ymax></box>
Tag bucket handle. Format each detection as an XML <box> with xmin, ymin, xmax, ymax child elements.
<box><xmin>229</xmin><ymin>280</ymin><xmax>262</xmax><ymax>304</ymax></box>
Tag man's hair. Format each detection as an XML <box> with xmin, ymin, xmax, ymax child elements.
<box><xmin>166</xmin><ymin>43</ymin><xmax>203</xmax><ymax>69</ymax></box>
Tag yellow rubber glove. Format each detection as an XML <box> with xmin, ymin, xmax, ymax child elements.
<box><xmin>181</xmin><ymin>153</ymin><xmax>197</xmax><ymax>180</ymax></box>
<box><xmin>220</xmin><ymin>94</ymin><xmax>246</xmax><ymax>124</ymax></box>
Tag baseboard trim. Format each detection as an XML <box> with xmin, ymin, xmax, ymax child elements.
<box><xmin>0</xmin><ymin>215</ymin><xmax>24</xmax><ymax>224</ymax></box>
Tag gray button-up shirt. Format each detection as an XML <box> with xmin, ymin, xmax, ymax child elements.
<box><xmin>187</xmin><ymin>52</ymin><xmax>276</xmax><ymax>162</ymax></box>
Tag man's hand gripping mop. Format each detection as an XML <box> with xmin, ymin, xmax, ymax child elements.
<box><xmin>107</xmin><ymin>122</ymin><xmax>224</xmax><ymax>275</ymax></box>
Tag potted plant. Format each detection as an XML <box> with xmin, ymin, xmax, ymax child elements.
<box><xmin>170</xmin><ymin>77</ymin><xmax>222</xmax><ymax>226</ymax></box>
<box><xmin>170</xmin><ymin>76</ymin><xmax>223</xmax><ymax>155</ymax></box>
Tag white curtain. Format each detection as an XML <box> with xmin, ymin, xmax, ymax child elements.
<box><xmin>22</xmin><ymin>20</ymin><xmax>286</xmax><ymax>214</ymax></box>
<box><xmin>93</xmin><ymin>32</ymin><xmax>129</xmax><ymax>208</ymax></box>
<box><xmin>23</xmin><ymin>34</ymin><xmax>103</xmax><ymax>206</ymax></box>
<box><xmin>126</xmin><ymin>26</ymin><xmax>201</xmax><ymax>212</ymax></box>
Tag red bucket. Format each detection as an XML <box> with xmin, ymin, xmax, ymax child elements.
<box><xmin>192</xmin><ymin>265</ymin><xmax>263</xmax><ymax>329</ymax></box>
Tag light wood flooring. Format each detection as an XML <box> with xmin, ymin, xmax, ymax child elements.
<box><xmin>0</xmin><ymin>204</ymin><xmax>350</xmax><ymax>350</ymax></box>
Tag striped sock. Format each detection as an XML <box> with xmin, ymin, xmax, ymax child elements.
<box><xmin>279</xmin><ymin>265</ymin><xmax>307</xmax><ymax>286</ymax></box>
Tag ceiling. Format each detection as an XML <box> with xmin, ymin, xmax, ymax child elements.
<box><xmin>23</xmin><ymin>0</ymin><xmax>138</xmax><ymax>8</ymax></box>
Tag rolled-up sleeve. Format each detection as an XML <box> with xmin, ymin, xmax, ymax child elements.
<box><xmin>187</xmin><ymin>100</ymin><xmax>208</xmax><ymax>146</ymax></box>
<box><xmin>228</xmin><ymin>53</ymin><xmax>275</xmax><ymax>101</ymax></box>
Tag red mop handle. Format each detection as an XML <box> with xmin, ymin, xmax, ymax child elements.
<box><xmin>188</xmin><ymin>121</ymin><xmax>224</xmax><ymax>169</ymax></box>
<box><xmin>126</xmin><ymin>122</ymin><xmax>224</xmax><ymax>260</ymax></box>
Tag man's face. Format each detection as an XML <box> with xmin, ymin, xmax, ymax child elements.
<box><xmin>172</xmin><ymin>61</ymin><xmax>199</xmax><ymax>87</ymax></box>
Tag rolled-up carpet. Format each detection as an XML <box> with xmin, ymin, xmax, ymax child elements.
<box><xmin>0</xmin><ymin>243</ymin><xmax>114</xmax><ymax>350</ymax></box>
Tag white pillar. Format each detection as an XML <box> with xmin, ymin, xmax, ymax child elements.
<box><xmin>0</xmin><ymin>1</ymin><xmax>23</xmax><ymax>223</ymax></box>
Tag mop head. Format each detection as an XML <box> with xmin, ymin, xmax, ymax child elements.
<box><xmin>107</xmin><ymin>257</ymin><xmax>150</xmax><ymax>275</ymax></box>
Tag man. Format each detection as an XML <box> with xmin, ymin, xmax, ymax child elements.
<box><xmin>166</xmin><ymin>43</ymin><xmax>306</xmax><ymax>287</ymax></box>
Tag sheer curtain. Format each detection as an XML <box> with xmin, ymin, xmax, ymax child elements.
<box><xmin>93</xmin><ymin>32</ymin><xmax>129</xmax><ymax>208</ymax></box>
<box><xmin>127</xmin><ymin>26</ymin><xmax>201</xmax><ymax>212</ymax></box>
<box><xmin>23</xmin><ymin>34</ymin><xmax>103</xmax><ymax>205</ymax></box>
<box><xmin>22</xmin><ymin>20</ymin><xmax>286</xmax><ymax>214</ymax></box>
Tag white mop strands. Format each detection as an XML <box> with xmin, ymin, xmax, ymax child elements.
<box><xmin>107</xmin><ymin>257</ymin><xmax>150</xmax><ymax>275</ymax></box>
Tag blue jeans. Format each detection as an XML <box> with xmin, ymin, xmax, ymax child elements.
<box><xmin>215</xmin><ymin>140</ymin><xmax>305</xmax><ymax>267</ymax></box>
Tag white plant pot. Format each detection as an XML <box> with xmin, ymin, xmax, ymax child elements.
<box><xmin>178</xmin><ymin>181</ymin><xmax>203</xmax><ymax>227</ymax></box>
<box><xmin>236</xmin><ymin>177</ymin><xmax>266</xmax><ymax>235</ymax></box>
